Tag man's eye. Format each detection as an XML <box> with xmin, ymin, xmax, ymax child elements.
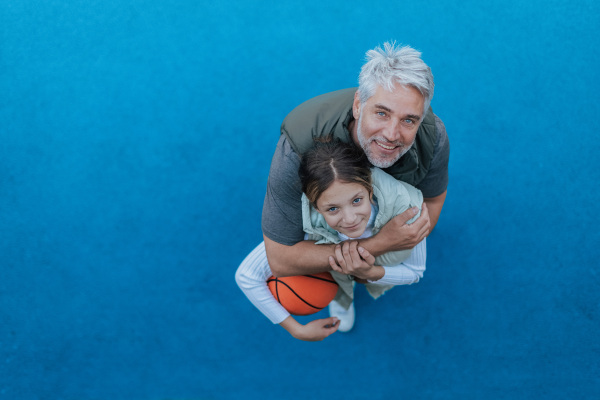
<box><xmin>405</xmin><ymin>119</ymin><xmax>414</xmax><ymax>124</ymax></box>
<box><xmin>377</xmin><ymin>111</ymin><xmax>386</xmax><ymax>117</ymax></box>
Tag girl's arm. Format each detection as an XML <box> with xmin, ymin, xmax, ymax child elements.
<box><xmin>235</xmin><ymin>242</ymin><xmax>291</xmax><ymax>324</ymax></box>
<box><xmin>235</xmin><ymin>242</ymin><xmax>339</xmax><ymax>341</ymax></box>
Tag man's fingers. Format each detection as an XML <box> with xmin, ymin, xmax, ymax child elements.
<box><xmin>415</xmin><ymin>204</ymin><xmax>431</xmax><ymax>239</ymax></box>
<box><xmin>394</xmin><ymin>206</ymin><xmax>420</xmax><ymax>225</ymax></box>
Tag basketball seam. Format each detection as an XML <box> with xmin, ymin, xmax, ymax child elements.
<box><xmin>304</xmin><ymin>274</ymin><xmax>337</xmax><ymax>284</ymax></box>
<box><xmin>273</xmin><ymin>279</ymin><xmax>323</xmax><ymax>311</ymax></box>
<box><xmin>267</xmin><ymin>277</ymin><xmax>281</xmax><ymax>302</ymax></box>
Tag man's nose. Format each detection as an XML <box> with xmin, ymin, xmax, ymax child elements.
<box><xmin>382</xmin><ymin>120</ymin><xmax>403</xmax><ymax>143</ymax></box>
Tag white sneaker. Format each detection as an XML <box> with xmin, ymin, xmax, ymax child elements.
<box><xmin>328</xmin><ymin>300</ymin><xmax>355</xmax><ymax>332</ymax></box>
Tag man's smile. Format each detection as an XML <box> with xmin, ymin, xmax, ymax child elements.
<box><xmin>374</xmin><ymin>140</ymin><xmax>398</xmax><ymax>151</ymax></box>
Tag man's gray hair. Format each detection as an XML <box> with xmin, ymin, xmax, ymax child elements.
<box><xmin>358</xmin><ymin>42</ymin><xmax>434</xmax><ymax>117</ymax></box>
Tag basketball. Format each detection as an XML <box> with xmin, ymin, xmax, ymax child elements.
<box><xmin>267</xmin><ymin>272</ymin><xmax>339</xmax><ymax>316</ymax></box>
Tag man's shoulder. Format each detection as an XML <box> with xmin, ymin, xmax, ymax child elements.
<box><xmin>280</xmin><ymin>88</ymin><xmax>357</xmax><ymax>154</ymax></box>
<box><xmin>282</xmin><ymin>88</ymin><xmax>357</xmax><ymax>125</ymax></box>
<box><xmin>432</xmin><ymin>114</ymin><xmax>449</xmax><ymax>152</ymax></box>
<box><xmin>269</xmin><ymin>136</ymin><xmax>301</xmax><ymax>180</ymax></box>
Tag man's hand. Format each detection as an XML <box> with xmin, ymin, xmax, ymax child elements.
<box><xmin>367</xmin><ymin>203</ymin><xmax>431</xmax><ymax>256</ymax></box>
<box><xmin>329</xmin><ymin>241</ymin><xmax>385</xmax><ymax>282</ymax></box>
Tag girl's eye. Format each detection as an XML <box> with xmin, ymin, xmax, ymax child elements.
<box><xmin>328</xmin><ymin>207</ymin><xmax>338</xmax><ymax>212</ymax></box>
<box><xmin>353</xmin><ymin>198</ymin><xmax>362</xmax><ymax>204</ymax></box>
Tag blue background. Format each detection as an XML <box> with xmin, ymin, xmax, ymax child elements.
<box><xmin>2</xmin><ymin>0</ymin><xmax>599</xmax><ymax>399</ymax></box>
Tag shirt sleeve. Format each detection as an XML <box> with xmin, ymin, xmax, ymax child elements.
<box><xmin>235</xmin><ymin>242</ymin><xmax>291</xmax><ymax>324</ymax></box>
<box><xmin>368</xmin><ymin>238</ymin><xmax>427</xmax><ymax>285</ymax></box>
<box><xmin>261</xmin><ymin>135</ymin><xmax>306</xmax><ymax>246</ymax></box>
<box><xmin>416</xmin><ymin>115</ymin><xmax>450</xmax><ymax>198</ymax></box>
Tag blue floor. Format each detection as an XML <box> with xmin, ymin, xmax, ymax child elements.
<box><xmin>2</xmin><ymin>1</ymin><xmax>599</xmax><ymax>399</ymax></box>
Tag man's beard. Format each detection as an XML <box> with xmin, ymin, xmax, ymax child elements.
<box><xmin>356</xmin><ymin>111</ymin><xmax>414</xmax><ymax>168</ymax></box>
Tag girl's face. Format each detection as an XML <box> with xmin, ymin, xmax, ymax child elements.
<box><xmin>315</xmin><ymin>180</ymin><xmax>372</xmax><ymax>238</ymax></box>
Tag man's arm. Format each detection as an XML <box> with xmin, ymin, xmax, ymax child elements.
<box><xmin>265</xmin><ymin>204</ymin><xmax>429</xmax><ymax>277</ymax></box>
<box><xmin>264</xmin><ymin>235</ymin><xmax>336</xmax><ymax>277</ymax></box>
<box><xmin>262</xmin><ymin>136</ymin><xmax>337</xmax><ymax>277</ymax></box>
<box><xmin>424</xmin><ymin>190</ymin><xmax>447</xmax><ymax>232</ymax></box>
<box><xmin>416</xmin><ymin>114</ymin><xmax>449</xmax><ymax>233</ymax></box>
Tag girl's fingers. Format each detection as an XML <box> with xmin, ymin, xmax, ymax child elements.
<box><xmin>334</xmin><ymin>245</ymin><xmax>347</xmax><ymax>272</ymax></box>
<box><xmin>329</xmin><ymin>256</ymin><xmax>343</xmax><ymax>272</ymax></box>
<box><xmin>340</xmin><ymin>241</ymin><xmax>361</xmax><ymax>268</ymax></box>
<box><xmin>341</xmin><ymin>242</ymin><xmax>351</xmax><ymax>264</ymax></box>
<box><xmin>348</xmin><ymin>241</ymin><xmax>362</xmax><ymax>265</ymax></box>
<box><xmin>358</xmin><ymin>246</ymin><xmax>375</xmax><ymax>264</ymax></box>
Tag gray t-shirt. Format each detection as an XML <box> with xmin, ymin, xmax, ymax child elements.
<box><xmin>262</xmin><ymin>115</ymin><xmax>450</xmax><ymax>246</ymax></box>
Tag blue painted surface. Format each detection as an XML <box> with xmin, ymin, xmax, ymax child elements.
<box><xmin>1</xmin><ymin>1</ymin><xmax>599</xmax><ymax>399</ymax></box>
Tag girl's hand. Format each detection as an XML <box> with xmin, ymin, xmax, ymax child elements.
<box><xmin>300</xmin><ymin>317</ymin><xmax>340</xmax><ymax>341</ymax></box>
<box><xmin>294</xmin><ymin>318</ymin><xmax>340</xmax><ymax>341</ymax></box>
<box><xmin>329</xmin><ymin>241</ymin><xmax>384</xmax><ymax>281</ymax></box>
<box><xmin>280</xmin><ymin>316</ymin><xmax>340</xmax><ymax>341</ymax></box>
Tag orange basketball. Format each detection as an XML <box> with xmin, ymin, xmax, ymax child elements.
<box><xmin>267</xmin><ymin>272</ymin><xmax>339</xmax><ymax>316</ymax></box>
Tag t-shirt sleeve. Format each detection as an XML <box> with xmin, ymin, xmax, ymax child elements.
<box><xmin>416</xmin><ymin>115</ymin><xmax>450</xmax><ymax>198</ymax></box>
<box><xmin>261</xmin><ymin>135</ymin><xmax>305</xmax><ymax>246</ymax></box>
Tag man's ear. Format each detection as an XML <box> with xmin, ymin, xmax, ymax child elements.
<box><xmin>352</xmin><ymin>91</ymin><xmax>361</xmax><ymax>119</ymax></box>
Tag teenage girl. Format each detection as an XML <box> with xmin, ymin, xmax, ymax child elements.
<box><xmin>235</xmin><ymin>139</ymin><xmax>426</xmax><ymax>341</ymax></box>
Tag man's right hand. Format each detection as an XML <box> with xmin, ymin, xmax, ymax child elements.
<box><xmin>366</xmin><ymin>203</ymin><xmax>430</xmax><ymax>255</ymax></box>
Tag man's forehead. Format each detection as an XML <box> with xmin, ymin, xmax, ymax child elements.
<box><xmin>365</xmin><ymin>84</ymin><xmax>424</xmax><ymax>115</ymax></box>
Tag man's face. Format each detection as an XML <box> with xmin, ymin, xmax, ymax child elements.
<box><xmin>352</xmin><ymin>84</ymin><xmax>424</xmax><ymax>168</ymax></box>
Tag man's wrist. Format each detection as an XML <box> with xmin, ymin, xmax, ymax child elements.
<box><xmin>358</xmin><ymin>235</ymin><xmax>386</xmax><ymax>258</ymax></box>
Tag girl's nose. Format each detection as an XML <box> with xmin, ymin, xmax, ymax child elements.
<box><xmin>342</xmin><ymin>209</ymin><xmax>356</xmax><ymax>223</ymax></box>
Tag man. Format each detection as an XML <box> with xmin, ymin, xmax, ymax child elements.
<box><xmin>259</xmin><ymin>42</ymin><xmax>449</xmax><ymax>332</ymax></box>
